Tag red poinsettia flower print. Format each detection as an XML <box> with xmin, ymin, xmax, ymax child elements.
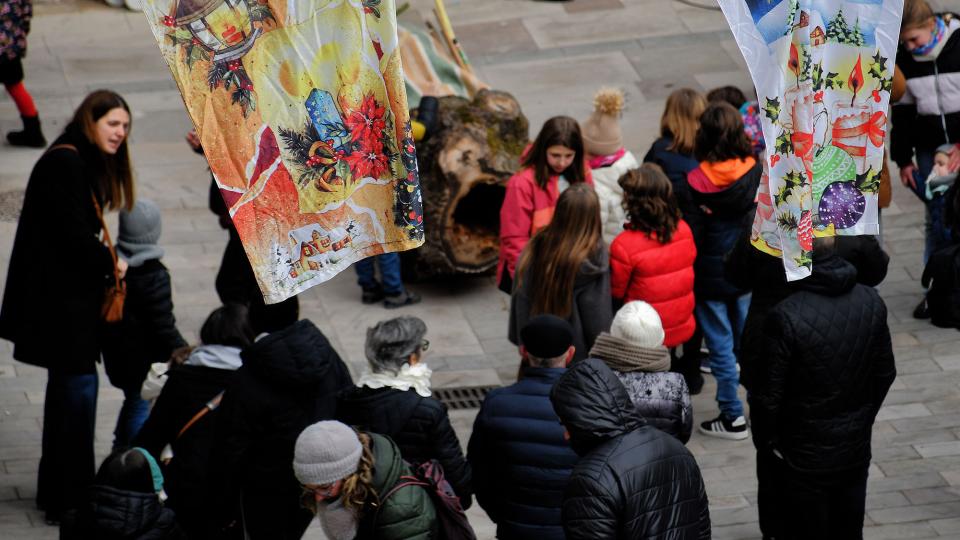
<box><xmin>344</xmin><ymin>95</ymin><xmax>387</xmax><ymax>146</ymax></box>
<box><xmin>345</xmin><ymin>140</ymin><xmax>390</xmax><ymax>179</ymax></box>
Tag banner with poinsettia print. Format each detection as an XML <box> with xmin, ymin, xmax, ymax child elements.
<box><xmin>719</xmin><ymin>0</ymin><xmax>902</xmax><ymax>280</ymax></box>
<box><xmin>140</xmin><ymin>0</ymin><xmax>424</xmax><ymax>302</ymax></box>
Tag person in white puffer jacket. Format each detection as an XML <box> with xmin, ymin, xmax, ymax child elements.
<box><xmin>582</xmin><ymin>87</ymin><xmax>640</xmax><ymax>244</ymax></box>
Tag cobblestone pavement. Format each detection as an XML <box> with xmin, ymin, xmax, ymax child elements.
<box><xmin>2</xmin><ymin>0</ymin><xmax>960</xmax><ymax>538</ymax></box>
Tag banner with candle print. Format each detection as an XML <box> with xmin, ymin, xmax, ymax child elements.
<box><xmin>140</xmin><ymin>0</ymin><xmax>424</xmax><ymax>302</ymax></box>
<box><xmin>718</xmin><ymin>0</ymin><xmax>902</xmax><ymax>280</ymax></box>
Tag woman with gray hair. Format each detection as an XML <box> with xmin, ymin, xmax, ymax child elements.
<box><xmin>336</xmin><ymin>316</ymin><xmax>472</xmax><ymax>508</ymax></box>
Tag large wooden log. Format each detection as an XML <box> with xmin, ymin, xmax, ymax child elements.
<box><xmin>406</xmin><ymin>89</ymin><xmax>529</xmax><ymax>279</ymax></box>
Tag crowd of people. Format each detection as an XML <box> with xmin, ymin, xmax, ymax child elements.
<box><xmin>3</xmin><ymin>0</ymin><xmax>960</xmax><ymax>538</ymax></box>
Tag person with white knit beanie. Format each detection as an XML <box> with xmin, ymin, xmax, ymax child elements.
<box><xmin>589</xmin><ymin>301</ymin><xmax>693</xmax><ymax>443</ymax></box>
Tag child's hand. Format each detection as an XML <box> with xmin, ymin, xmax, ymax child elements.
<box><xmin>117</xmin><ymin>259</ymin><xmax>129</xmax><ymax>279</ymax></box>
<box><xmin>170</xmin><ymin>346</ymin><xmax>194</xmax><ymax>366</ymax></box>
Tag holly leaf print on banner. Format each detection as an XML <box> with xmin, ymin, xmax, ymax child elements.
<box><xmin>763</xmin><ymin>97</ymin><xmax>781</xmax><ymax>123</ymax></box>
<box><xmin>857</xmin><ymin>166</ymin><xmax>880</xmax><ymax>193</ymax></box>
<box><xmin>775</xmin><ymin>129</ymin><xmax>794</xmax><ymax>155</ymax></box>
<box><xmin>775</xmin><ymin>170</ymin><xmax>805</xmax><ymax>206</ymax></box>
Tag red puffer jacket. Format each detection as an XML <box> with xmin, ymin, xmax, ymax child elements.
<box><xmin>609</xmin><ymin>220</ymin><xmax>696</xmax><ymax>348</ymax></box>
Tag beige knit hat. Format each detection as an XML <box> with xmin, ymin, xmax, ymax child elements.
<box><xmin>609</xmin><ymin>301</ymin><xmax>665</xmax><ymax>348</ymax></box>
<box><xmin>582</xmin><ymin>87</ymin><xmax>625</xmax><ymax>157</ymax></box>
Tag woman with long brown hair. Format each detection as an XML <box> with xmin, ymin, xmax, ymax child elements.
<box><xmin>497</xmin><ymin>116</ymin><xmax>594</xmax><ymax>293</ymax></box>
<box><xmin>293</xmin><ymin>421</ymin><xmax>438</xmax><ymax>540</ymax></box>
<box><xmin>509</xmin><ymin>183</ymin><xmax>612</xmax><ymax>363</ymax></box>
<box><xmin>0</xmin><ymin>89</ymin><xmax>134</xmax><ymax>524</ymax></box>
<box><xmin>643</xmin><ymin>88</ymin><xmax>707</xmax><ymax>187</ymax></box>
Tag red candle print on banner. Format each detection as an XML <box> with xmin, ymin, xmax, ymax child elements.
<box><xmin>849</xmin><ymin>54</ymin><xmax>864</xmax><ymax>106</ymax></box>
<box><xmin>789</xmin><ymin>42</ymin><xmax>801</xmax><ymax>87</ymax></box>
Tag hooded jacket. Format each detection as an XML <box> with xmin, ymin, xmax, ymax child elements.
<box><xmin>467</xmin><ymin>367</ymin><xmax>579</xmax><ymax>540</ymax></box>
<box><xmin>747</xmin><ymin>255</ymin><xmax>896</xmax><ymax>473</ymax></box>
<box><xmin>509</xmin><ymin>244</ymin><xmax>613</xmax><ymax>362</ymax></box>
<box><xmin>211</xmin><ymin>319</ymin><xmax>354</xmax><ymax>539</ymax></box>
<box><xmin>678</xmin><ymin>158</ymin><xmax>761</xmax><ymax>300</ymax></box>
<box><xmin>336</xmin><ymin>385</ymin><xmax>473</xmax><ymax>507</ymax></box>
<box><xmin>354</xmin><ymin>433</ymin><xmax>437</xmax><ymax>540</ymax></box>
<box><xmin>642</xmin><ymin>136</ymin><xmax>700</xmax><ymax>187</ymax></box>
<box><xmin>60</xmin><ymin>486</ymin><xmax>186</xmax><ymax>540</ymax></box>
<box><xmin>591</xmin><ymin>151</ymin><xmax>640</xmax><ymax>243</ymax></box>
<box><xmin>101</xmin><ymin>259</ymin><xmax>187</xmax><ymax>391</ymax></box>
<box><xmin>550</xmin><ymin>358</ymin><xmax>710</xmax><ymax>540</ymax></box>
<box><xmin>0</xmin><ymin>126</ymin><xmax>115</xmax><ymax>373</ymax></box>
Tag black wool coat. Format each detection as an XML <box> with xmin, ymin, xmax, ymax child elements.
<box><xmin>337</xmin><ymin>384</ymin><xmax>473</xmax><ymax>508</ymax></box>
<box><xmin>101</xmin><ymin>259</ymin><xmax>187</xmax><ymax>391</ymax></box>
<box><xmin>0</xmin><ymin>126</ymin><xmax>114</xmax><ymax>373</ymax></box>
<box><xmin>550</xmin><ymin>358</ymin><xmax>710</xmax><ymax>540</ymax></box>
<box><xmin>210</xmin><ymin>319</ymin><xmax>353</xmax><ymax>539</ymax></box>
<box><xmin>748</xmin><ymin>255</ymin><xmax>896</xmax><ymax>473</ymax></box>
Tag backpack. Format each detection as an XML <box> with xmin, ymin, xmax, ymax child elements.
<box><xmin>922</xmin><ymin>243</ymin><xmax>960</xmax><ymax>329</ymax></box>
<box><xmin>380</xmin><ymin>459</ymin><xmax>476</xmax><ymax>540</ymax></box>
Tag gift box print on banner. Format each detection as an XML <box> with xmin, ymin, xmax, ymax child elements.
<box><xmin>720</xmin><ymin>0</ymin><xmax>902</xmax><ymax>280</ymax></box>
<box><xmin>142</xmin><ymin>0</ymin><xmax>424</xmax><ymax>302</ymax></box>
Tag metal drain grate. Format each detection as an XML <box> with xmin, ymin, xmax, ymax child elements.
<box><xmin>434</xmin><ymin>385</ymin><xmax>500</xmax><ymax>410</ymax></box>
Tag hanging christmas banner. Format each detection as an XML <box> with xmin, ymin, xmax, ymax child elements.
<box><xmin>719</xmin><ymin>0</ymin><xmax>902</xmax><ymax>280</ymax></box>
<box><xmin>141</xmin><ymin>0</ymin><xmax>424</xmax><ymax>302</ymax></box>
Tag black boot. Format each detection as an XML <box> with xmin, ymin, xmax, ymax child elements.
<box><xmin>7</xmin><ymin>115</ymin><xmax>47</xmax><ymax>148</ymax></box>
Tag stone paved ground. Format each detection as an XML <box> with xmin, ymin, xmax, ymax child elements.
<box><xmin>2</xmin><ymin>0</ymin><xmax>960</xmax><ymax>538</ymax></box>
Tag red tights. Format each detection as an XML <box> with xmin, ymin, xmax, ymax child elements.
<box><xmin>5</xmin><ymin>81</ymin><xmax>38</xmax><ymax>117</ymax></box>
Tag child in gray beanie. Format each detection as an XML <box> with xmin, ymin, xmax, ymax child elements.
<box><xmin>101</xmin><ymin>199</ymin><xmax>187</xmax><ymax>449</ymax></box>
<box><xmin>294</xmin><ymin>420</ymin><xmax>438</xmax><ymax>540</ymax></box>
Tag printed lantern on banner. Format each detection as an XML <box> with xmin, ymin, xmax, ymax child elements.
<box><xmin>174</xmin><ymin>0</ymin><xmax>262</xmax><ymax>62</ymax></box>
<box><xmin>142</xmin><ymin>0</ymin><xmax>425</xmax><ymax>303</ymax></box>
<box><xmin>719</xmin><ymin>0</ymin><xmax>903</xmax><ymax>281</ymax></box>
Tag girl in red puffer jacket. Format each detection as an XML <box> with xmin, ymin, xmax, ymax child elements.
<box><xmin>609</xmin><ymin>164</ymin><xmax>696</xmax><ymax>349</ymax></box>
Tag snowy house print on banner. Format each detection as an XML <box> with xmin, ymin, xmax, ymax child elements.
<box><xmin>288</xmin><ymin>224</ymin><xmax>354</xmax><ymax>278</ymax></box>
<box><xmin>811</xmin><ymin>25</ymin><xmax>826</xmax><ymax>45</ymax></box>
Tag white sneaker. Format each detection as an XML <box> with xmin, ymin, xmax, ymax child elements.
<box><xmin>698</xmin><ymin>415</ymin><xmax>749</xmax><ymax>440</ymax></box>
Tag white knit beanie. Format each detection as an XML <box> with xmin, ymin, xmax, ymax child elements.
<box><xmin>293</xmin><ymin>421</ymin><xmax>363</xmax><ymax>486</ymax></box>
<box><xmin>609</xmin><ymin>301</ymin><xmax>665</xmax><ymax>348</ymax></box>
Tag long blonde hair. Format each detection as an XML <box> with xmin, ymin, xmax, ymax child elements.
<box><xmin>516</xmin><ymin>184</ymin><xmax>602</xmax><ymax>318</ymax></box>
<box><xmin>901</xmin><ymin>0</ymin><xmax>935</xmax><ymax>32</ymax></box>
<box><xmin>661</xmin><ymin>88</ymin><xmax>707</xmax><ymax>155</ymax></box>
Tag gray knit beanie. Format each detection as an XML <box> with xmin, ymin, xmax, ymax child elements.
<box><xmin>117</xmin><ymin>199</ymin><xmax>164</xmax><ymax>267</ymax></box>
<box><xmin>293</xmin><ymin>421</ymin><xmax>363</xmax><ymax>486</ymax></box>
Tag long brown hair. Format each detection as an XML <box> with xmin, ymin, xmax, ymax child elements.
<box><xmin>695</xmin><ymin>102</ymin><xmax>753</xmax><ymax>163</ymax></box>
<box><xmin>901</xmin><ymin>0</ymin><xmax>935</xmax><ymax>32</ymax></box>
<box><xmin>72</xmin><ymin>90</ymin><xmax>135</xmax><ymax>211</ymax></box>
<box><xmin>661</xmin><ymin>88</ymin><xmax>707</xmax><ymax>155</ymax></box>
<box><xmin>300</xmin><ymin>430</ymin><xmax>377</xmax><ymax>516</ymax></box>
<box><xmin>521</xmin><ymin>116</ymin><xmax>586</xmax><ymax>190</ymax></box>
<box><xmin>515</xmin><ymin>184</ymin><xmax>602</xmax><ymax>318</ymax></box>
<box><xmin>619</xmin><ymin>164</ymin><xmax>681</xmax><ymax>244</ymax></box>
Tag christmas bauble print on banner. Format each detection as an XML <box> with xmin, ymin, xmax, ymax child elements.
<box><xmin>719</xmin><ymin>0</ymin><xmax>902</xmax><ymax>280</ymax></box>
<box><xmin>141</xmin><ymin>0</ymin><xmax>425</xmax><ymax>303</ymax></box>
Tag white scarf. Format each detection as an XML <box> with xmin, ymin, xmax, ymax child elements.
<box><xmin>317</xmin><ymin>499</ymin><xmax>358</xmax><ymax>540</ymax></box>
<box><xmin>356</xmin><ymin>362</ymin><xmax>433</xmax><ymax>397</ymax></box>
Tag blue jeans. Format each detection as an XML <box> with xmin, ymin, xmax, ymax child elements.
<box><xmin>696</xmin><ymin>294</ymin><xmax>750</xmax><ymax>419</ymax></box>
<box><xmin>113</xmin><ymin>386</ymin><xmax>150</xmax><ymax>450</ymax></box>
<box><xmin>354</xmin><ymin>253</ymin><xmax>403</xmax><ymax>295</ymax></box>
<box><xmin>37</xmin><ymin>370</ymin><xmax>98</xmax><ymax>517</ymax></box>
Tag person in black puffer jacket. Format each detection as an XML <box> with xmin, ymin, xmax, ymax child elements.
<box><xmin>61</xmin><ymin>447</ymin><xmax>185</xmax><ymax>540</ymax></box>
<box><xmin>550</xmin><ymin>357</ymin><xmax>710</xmax><ymax>540</ymax></box>
<box><xmin>210</xmin><ymin>298</ymin><xmax>354</xmax><ymax>540</ymax></box>
<box><xmin>101</xmin><ymin>199</ymin><xmax>188</xmax><ymax>450</ymax></box>
<box><xmin>134</xmin><ymin>305</ymin><xmax>253</xmax><ymax>539</ymax></box>
<box><xmin>748</xmin><ymin>238</ymin><xmax>896</xmax><ymax>539</ymax></box>
<box><xmin>468</xmin><ymin>315</ymin><xmax>579</xmax><ymax>540</ymax></box>
<box><xmin>337</xmin><ymin>315</ymin><xmax>472</xmax><ymax>508</ymax></box>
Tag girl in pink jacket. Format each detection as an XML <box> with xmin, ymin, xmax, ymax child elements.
<box><xmin>497</xmin><ymin>116</ymin><xmax>593</xmax><ymax>292</ymax></box>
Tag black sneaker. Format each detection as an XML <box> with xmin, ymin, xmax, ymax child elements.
<box><xmin>698</xmin><ymin>414</ymin><xmax>749</xmax><ymax>440</ymax></box>
<box><xmin>384</xmin><ymin>290</ymin><xmax>421</xmax><ymax>309</ymax></box>
<box><xmin>699</xmin><ymin>356</ymin><xmax>712</xmax><ymax>374</ymax></box>
<box><xmin>361</xmin><ymin>284</ymin><xmax>384</xmax><ymax>304</ymax></box>
<box><xmin>913</xmin><ymin>298</ymin><xmax>930</xmax><ymax>320</ymax></box>
<box><xmin>686</xmin><ymin>373</ymin><xmax>704</xmax><ymax>395</ymax></box>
